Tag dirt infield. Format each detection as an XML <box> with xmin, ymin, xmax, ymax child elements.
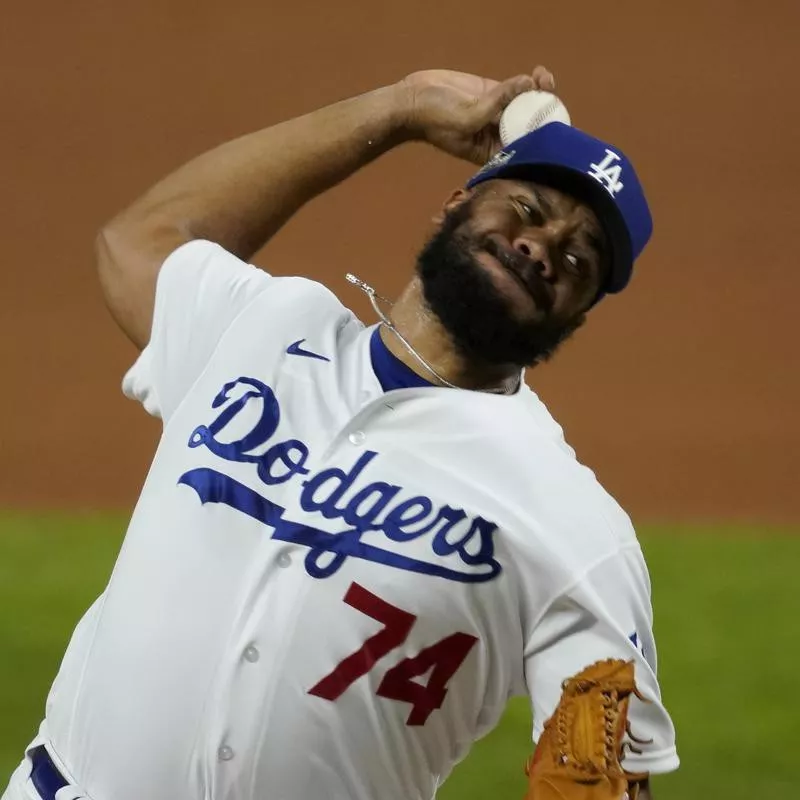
<box><xmin>0</xmin><ymin>1</ymin><xmax>797</xmax><ymax>522</ymax></box>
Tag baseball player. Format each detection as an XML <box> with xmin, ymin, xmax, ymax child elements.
<box><xmin>3</xmin><ymin>65</ymin><xmax>678</xmax><ymax>800</ymax></box>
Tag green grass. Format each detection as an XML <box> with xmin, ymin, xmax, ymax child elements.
<box><xmin>1</xmin><ymin>513</ymin><xmax>798</xmax><ymax>799</ymax></box>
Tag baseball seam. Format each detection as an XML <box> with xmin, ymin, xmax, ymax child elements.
<box><xmin>501</xmin><ymin>98</ymin><xmax>563</xmax><ymax>144</ymax></box>
<box><xmin>529</xmin><ymin>99</ymin><xmax>560</xmax><ymax>131</ymax></box>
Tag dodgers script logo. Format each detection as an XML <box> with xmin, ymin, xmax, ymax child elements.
<box><xmin>178</xmin><ymin>377</ymin><xmax>502</xmax><ymax>584</ymax></box>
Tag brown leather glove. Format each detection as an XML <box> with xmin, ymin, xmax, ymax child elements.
<box><xmin>523</xmin><ymin>659</ymin><xmax>650</xmax><ymax>800</ymax></box>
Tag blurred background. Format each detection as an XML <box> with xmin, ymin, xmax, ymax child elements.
<box><xmin>1</xmin><ymin>1</ymin><xmax>798</xmax><ymax>798</ymax></box>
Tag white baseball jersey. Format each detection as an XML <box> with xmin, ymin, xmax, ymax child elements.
<box><xmin>9</xmin><ymin>239</ymin><xmax>678</xmax><ymax>800</ymax></box>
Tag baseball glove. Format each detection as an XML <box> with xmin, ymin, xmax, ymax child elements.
<box><xmin>523</xmin><ymin>659</ymin><xmax>650</xmax><ymax>800</ymax></box>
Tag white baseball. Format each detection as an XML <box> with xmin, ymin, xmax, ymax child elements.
<box><xmin>499</xmin><ymin>90</ymin><xmax>571</xmax><ymax>146</ymax></box>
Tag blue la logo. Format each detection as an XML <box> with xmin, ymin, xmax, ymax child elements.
<box><xmin>178</xmin><ymin>377</ymin><xmax>503</xmax><ymax>584</ymax></box>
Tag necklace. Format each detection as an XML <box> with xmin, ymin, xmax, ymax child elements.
<box><xmin>345</xmin><ymin>273</ymin><xmax>521</xmax><ymax>396</ymax></box>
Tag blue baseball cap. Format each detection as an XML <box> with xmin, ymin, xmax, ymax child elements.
<box><xmin>466</xmin><ymin>122</ymin><xmax>652</xmax><ymax>297</ymax></box>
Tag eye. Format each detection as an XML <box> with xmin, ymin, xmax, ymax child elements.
<box><xmin>511</xmin><ymin>197</ymin><xmax>536</xmax><ymax>224</ymax></box>
<box><xmin>563</xmin><ymin>252</ymin><xmax>584</xmax><ymax>276</ymax></box>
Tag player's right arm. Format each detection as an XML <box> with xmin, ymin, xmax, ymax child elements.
<box><xmin>96</xmin><ymin>85</ymin><xmax>408</xmax><ymax>351</ymax></box>
<box><xmin>95</xmin><ymin>68</ymin><xmax>551</xmax><ymax>350</ymax></box>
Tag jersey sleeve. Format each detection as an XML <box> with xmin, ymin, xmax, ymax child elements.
<box><xmin>121</xmin><ymin>239</ymin><xmax>272</xmax><ymax>421</ymax></box>
<box><xmin>524</xmin><ymin>544</ymin><xmax>680</xmax><ymax>775</ymax></box>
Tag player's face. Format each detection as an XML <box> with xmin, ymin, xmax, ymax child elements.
<box><xmin>415</xmin><ymin>179</ymin><xmax>610</xmax><ymax>368</ymax></box>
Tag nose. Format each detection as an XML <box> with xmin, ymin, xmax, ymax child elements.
<box><xmin>511</xmin><ymin>233</ymin><xmax>556</xmax><ymax>281</ymax></box>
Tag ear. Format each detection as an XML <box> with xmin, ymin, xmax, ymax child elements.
<box><xmin>432</xmin><ymin>188</ymin><xmax>471</xmax><ymax>224</ymax></box>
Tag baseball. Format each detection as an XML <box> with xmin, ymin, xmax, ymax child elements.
<box><xmin>499</xmin><ymin>90</ymin><xmax>571</xmax><ymax>146</ymax></box>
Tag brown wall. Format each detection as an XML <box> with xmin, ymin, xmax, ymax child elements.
<box><xmin>1</xmin><ymin>0</ymin><xmax>797</xmax><ymax>522</ymax></box>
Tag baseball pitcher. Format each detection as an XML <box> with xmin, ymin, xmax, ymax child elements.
<box><xmin>2</xmin><ymin>65</ymin><xmax>679</xmax><ymax>800</ymax></box>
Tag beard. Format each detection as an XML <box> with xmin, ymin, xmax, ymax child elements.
<box><xmin>415</xmin><ymin>200</ymin><xmax>586</xmax><ymax>369</ymax></box>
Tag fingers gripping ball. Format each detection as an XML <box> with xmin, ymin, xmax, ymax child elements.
<box><xmin>499</xmin><ymin>90</ymin><xmax>571</xmax><ymax>146</ymax></box>
<box><xmin>523</xmin><ymin>660</ymin><xmax>650</xmax><ymax>800</ymax></box>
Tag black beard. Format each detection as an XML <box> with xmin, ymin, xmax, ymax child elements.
<box><xmin>415</xmin><ymin>201</ymin><xmax>585</xmax><ymax>369</ymax></box>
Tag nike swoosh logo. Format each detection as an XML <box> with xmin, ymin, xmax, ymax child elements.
<box><xmin>286</xmin><ymin>339</ymin><xmax>330</xmax><ymax>362</ymax></box>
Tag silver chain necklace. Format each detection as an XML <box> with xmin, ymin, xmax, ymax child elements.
<box><xmin>345</xmin><ymin>273</ymin><xmax>521</xmax><ymax>396</ymax></box>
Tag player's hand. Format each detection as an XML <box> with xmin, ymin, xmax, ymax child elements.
<box><xmin>397</xmin><ymin>67</ymin><xmax>556</xmax><ymax>165</ymax></box>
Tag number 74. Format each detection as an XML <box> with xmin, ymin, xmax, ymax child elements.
<box><xmin>308</xmin><ymin>582</ymin><xmax>479</xmax><ymax>726</ymax></box>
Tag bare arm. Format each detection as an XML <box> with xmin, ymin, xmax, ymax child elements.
<box><xmin>95</xmin><ymin>67</ymin><xmax>552</xmax><ymax>350</ymax></box>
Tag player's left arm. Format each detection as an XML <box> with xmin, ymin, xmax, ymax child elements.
<box><xmin>523</xmin><ymin>544</ymin><xmax>680</xmax><ymax>796</ymax></box>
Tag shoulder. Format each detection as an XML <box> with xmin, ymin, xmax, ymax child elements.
<box><xmin>123</xmin><ymin>239</ymin><xmax>364</xmax><ymax>419</ymax></box>
<box><xmin>159</xmin><ymin>238</ymin><xmax>349</xmax><ymax>306</ymax></box>
<box><xmin>168</xmin><ymin>239</ymin><xmax>357</xmax><ymax>329</ymax></box>
<box><xmin>230</xmin><ymin>272</ymin><xmax>360</xmax><ymax>342</ymax></box>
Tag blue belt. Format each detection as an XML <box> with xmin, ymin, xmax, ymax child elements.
<box><xmin>30</xmin><ymin>747</ymin><xmax>69</xmax><ymax>800</ymax></box>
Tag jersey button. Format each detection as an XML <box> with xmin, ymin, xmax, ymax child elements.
<box><xmin>243</xmin><ymin>645</ymin><xmax>260</xmax><ymax>663</ymax></box>
<box><xmin>277</xmin><ymin>552</ymin><xmax>292</xmax><ymax>568</ymax></box>
<box><xmin>348</xmin><ymin>430</ymin><xmax>366</xmax><ymax>446</ymax></box>
<box><xmin>218</xmin><ymin>745</ymin><xmax>234</xmax><ymax>762</ymax></box>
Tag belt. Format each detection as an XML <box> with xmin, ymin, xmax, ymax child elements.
<box><xmin>30</xmin><ymin>746</ymin><xmax>69</xmax><ymax>800</ymax></box>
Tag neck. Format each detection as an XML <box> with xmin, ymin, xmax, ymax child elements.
<box><xmin>381</xmin><ymin>278</ymin><xmax>521</xmax><ymax>393</ymax></box>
